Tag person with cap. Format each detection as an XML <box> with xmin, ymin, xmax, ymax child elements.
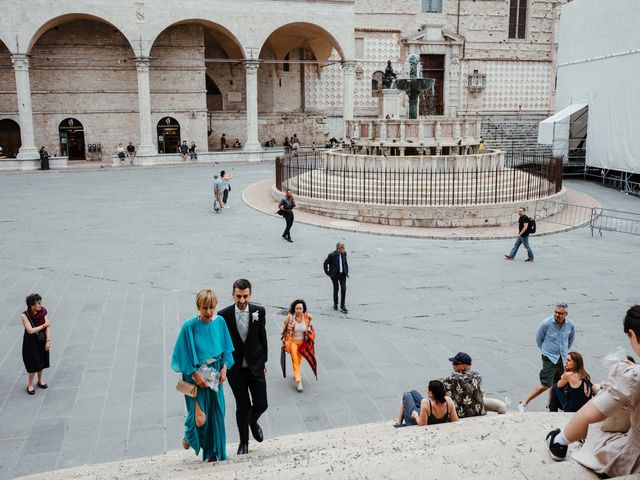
<box><xmin>518</xmin><ymin>302</ymin><xmax>575</xmax><ymax>412</ymax></box>
<box><xmin>442</xmin><ymin>352</ymin><xmax>507</xmax><ymax>418</ymax></box>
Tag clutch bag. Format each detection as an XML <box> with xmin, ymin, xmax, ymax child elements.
<box><xmin>176</xmin><ymin>379</ymin><xmax>197</xmax><ymax>398</ymax></box>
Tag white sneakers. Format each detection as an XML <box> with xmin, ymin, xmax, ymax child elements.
<box><xmin>296</xmin><ymin>381</ymin><xmax>304</xmax><ymax>393</ymax></box>
<box><xmin>517</xmin><ymin>402</ymin><xmax>528</xmax><ymax>412</ymax></box>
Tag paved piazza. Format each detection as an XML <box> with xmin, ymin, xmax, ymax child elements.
<box><xmin>0</xmin><ymin>163</ymin><xmax>638</xmax><ymax>479</ymax></box>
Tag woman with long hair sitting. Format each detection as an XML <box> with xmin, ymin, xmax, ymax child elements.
<box><xmin>395</xmin><ymin>380</ymin><xmax>459</xmax><ymax>427</ymax></box>
<box><xmin>548</xmin><ymin>351</ymin><xmax>593</xmax><ymax>412</ymax></box>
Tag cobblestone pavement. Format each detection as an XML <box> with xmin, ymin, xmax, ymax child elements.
<box><xmin>0</xmin><ymin>163</ymin><xmax>638</xmax><ymax>479</ymax></box>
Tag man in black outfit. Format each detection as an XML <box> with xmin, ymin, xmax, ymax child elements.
<box><xmin>323</xmin><ymin>242</ymin><xmax>349</xmax><ymax>313</ymax></box>
<box><xmin>504</xmin><ymin>206</ymin><xmax>534</xmax><ymax>262</ymax></box>
<box><xmin>218</xmin><ymin>279</ymin><xmax>268</xmax><ymax>455</ymax></box>
<box><xmin>278</xmin><ymin>190</ymin><xmax>295</xmax><ymax>242</ymax></box>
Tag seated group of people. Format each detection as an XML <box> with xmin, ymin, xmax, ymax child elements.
<box><xmin>395</xmin><ymin>352</ymin><xmax>507</xmax><ymax>427</ymax></box>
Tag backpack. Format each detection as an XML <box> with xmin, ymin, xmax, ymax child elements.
<box><xmin>528</xmin><ymin>218</ymin><xmax>537</xmax><ymax>234</ymax></box>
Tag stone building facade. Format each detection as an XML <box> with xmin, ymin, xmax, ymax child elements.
<box><xmin>0</xmin><ymin>0</ymin><xmax>565</xmax><ymax>162</ymax></box>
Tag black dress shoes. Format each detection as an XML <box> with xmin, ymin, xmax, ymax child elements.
<box><xmin>237</xmin><ymin>442</ymin><xmax>249</xmax><ymax>455</ymax></box>
<box><xmin>340</xmin><ymin>306</ymin><xmax>348</xmax><ymax>314</ymax></box>
<box><xmin>333</xmin><ymin>304</ymin><xmax>338</xmax><ymax>311</ymax></box>
<box><xmin>250</xmin><ymin>422</ymin><xmax>264</xmax><ymax>442</ymax></box>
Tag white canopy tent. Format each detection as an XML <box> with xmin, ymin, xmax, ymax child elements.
<box><xmin>540</xmin><ymin>0</ymin><xmax>640</xmax><ymax>174</ymax></box>
<box><xmin>538</xmin><ymin>103</ymin><xmax>587</xmax><ymax>159</ymax></box>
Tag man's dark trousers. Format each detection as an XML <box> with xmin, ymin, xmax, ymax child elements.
<box><xmin>282</xmin><ymin>210</ymin><xmax>294</xmax><ymax>238</ymax></box>
<box><xmin>228</xmin><ymin>369</ymin><xmax>268</xmax><ymax>443</ymax></box>
<box><xmin>332</xmin><ymin>273</ymin><xmax>347</xmax><ymax>308</ymax></box>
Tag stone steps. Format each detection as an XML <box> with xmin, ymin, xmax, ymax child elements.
<box><xmin>18</xmin><ymin>413</ymin><xmax>601</xmax><ymax>480</ymax></box>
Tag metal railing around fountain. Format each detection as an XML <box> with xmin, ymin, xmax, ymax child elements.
<box><xmin>275</xmin><ymin>151</ymin><xmax>563</xmax><ymax>207</ymax></box>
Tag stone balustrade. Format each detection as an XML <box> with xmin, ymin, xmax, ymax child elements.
<box><xmin>346</xmin><ymin>117</ymin><xmax>482</xmax><ymax>149</ymax></box>
<box><xmin>324</xmin><ymin>150</ymin><xmax>505</xmax><ymax>172</ymax></box>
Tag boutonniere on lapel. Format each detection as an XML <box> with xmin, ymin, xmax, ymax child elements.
<box><xmin>251</xmin><ymin>311</ymin><xmax>260</xmax><ymax>323</ymax></box>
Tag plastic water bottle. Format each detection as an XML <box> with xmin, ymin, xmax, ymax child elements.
<box><xmin>600</xmin><ymin>346</ymin><xmax>626</xmax><ymax>371</ymax></box>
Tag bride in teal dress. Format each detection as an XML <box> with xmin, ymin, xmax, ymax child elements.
<box><xmin>171</xmin><ymin>289</ymin><xmax>235</xmax><ymax>462</ymax></box>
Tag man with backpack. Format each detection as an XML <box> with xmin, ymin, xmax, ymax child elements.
<box><xmin>505</xmin><ymin>206</ymin><xmax>534</xmax><ymax>262</ymax></box>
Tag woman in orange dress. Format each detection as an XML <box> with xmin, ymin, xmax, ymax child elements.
<box><xmin>281</xmin><ymin>299</ymin><xmax>313</xmax><ymax>393</ymax></box>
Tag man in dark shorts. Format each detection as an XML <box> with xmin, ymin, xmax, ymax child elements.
<box><xmin>505</xmin><ymin>206</ymin><xmax>534</xmax><ymax>262</ymax></box>
<box><xmin>178</xmin><ymin>140</ymin><xmax>189</xmax><ymax>160</ymax></box>
<box><xmin>518</xmin><ymin>302</ymin><xmax>575</xmax><ymax>411</ymax></box>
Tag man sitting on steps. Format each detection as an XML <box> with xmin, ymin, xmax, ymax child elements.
<box><xmin>442</xmin><ymin>352</ymin><xmax>507</xmax><ymax>418</ymax></box>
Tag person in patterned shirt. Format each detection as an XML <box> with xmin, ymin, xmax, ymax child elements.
<box><xmin>442</xmin><ymin>352</ymin><xmax>507</xmax><ymax>418</ymax></box>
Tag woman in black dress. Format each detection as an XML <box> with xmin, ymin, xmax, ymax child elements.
<box><xmin>21</xmin><ymin>293</ymin><xmax>51</xmax><ymax>395</ymax></box>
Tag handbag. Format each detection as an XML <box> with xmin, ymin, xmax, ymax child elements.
<box><xmin>176</xmin><ymin>379</ymin><xmax>198</xmax><ymax>398</ymax></box>
<box><xmin>26</xmin><ymin>314</ymin><xmax>47</xmax><ymax>343</ymax></box>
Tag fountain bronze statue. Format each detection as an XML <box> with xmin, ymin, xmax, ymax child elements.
<box><xmin>394</xmin><ymin>54</ymin><xmax>434</xmax><ymax>119</ymax></box>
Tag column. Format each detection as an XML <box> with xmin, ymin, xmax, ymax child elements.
<box><xmin>342</xmin><ymin>61</ymin><xmax>356</xmax><ymax>136</ymax></box>
<box><xmin>135</xmin><ymin>57</ymin><xmax>155</xmax><ymax>155</ymax></box>
<box><xmin>11</xmin><ymin>55</ymin><xmax>38</xmax><ymax>159</ymax></box>
<box><xmin>243</xmin><ymin>60</ymin><xmax>261</xmax><ymax>151</ymax></box>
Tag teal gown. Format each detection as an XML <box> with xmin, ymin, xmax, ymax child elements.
<box><xmin>171</xmin><ymin>315</ymin><xmax>235</xmax><ymax>461</ymax></box>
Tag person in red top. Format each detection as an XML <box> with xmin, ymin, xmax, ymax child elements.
<box><xmin>20</xmin><ymin>293</ymin><xmax>51</xmax><ymax>395</ymax></box>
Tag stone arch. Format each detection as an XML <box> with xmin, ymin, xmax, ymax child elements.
<box><xmin>0</xmin><ymin>119</ymin><xmax>21</xmax><ymax>158</ymax></box>
<box><xmin>26</xmin><ymin>13</ymin><xmax>137</xmax><ymax>54</ymax></box>
<box><xmin>259</xmin><ymin>22</ymin><xmax>346</xmax><ymax>62</ymax></box>
<box><xmin>156</xmin><ymin>117</ymin><xmax>180</xmax><ymax>154</ymax></box>
<box><xmin>371</xmin><ymin>71</ymin><xmax>384</xmax><ymax>97</ymax></box>
<box><xmin>59</xmin><ymin>117</ymin><xmax>85</xmax><ymax>160</ymax></box>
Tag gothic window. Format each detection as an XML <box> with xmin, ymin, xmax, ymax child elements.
<box><xmin>371</xmin><ymin>71</ymin><xmax>383</xmax><ymax>97</ymax></box>
<box><xmin>509</xmin><ymin>0</ymin><xmax>527</xmax><ymax>39</ymax></box>
<box><xmin>422</xmin><ymin>0</ymin><xmax>442</xmax><ymax>13</ymax></box>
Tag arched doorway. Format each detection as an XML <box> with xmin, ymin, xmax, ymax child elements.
<box><xmin>0</xmin><ymin>119</ymin><xmax>21</xmax><ymax>158</ymax></box>
<box><xmin>157</xmin><ymin>117</ymin><xmax>180</xmax><ymax>153</ymax></box>
<box><xmin>59</xmin><ymin>118</ymin><xmax>85</xmax><ymax>159</ymax></box>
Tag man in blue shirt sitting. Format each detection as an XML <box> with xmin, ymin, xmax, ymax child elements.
<box><xmin>518</xmin><ymin>302</ymin><xmax>575</xmax><ymax>412</ymax></box>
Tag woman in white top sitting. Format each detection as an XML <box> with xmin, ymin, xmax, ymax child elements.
<box><xmin>281</xmin><ymin>299</ymin><xmax>313</xmax><ymax>393</ymax></box>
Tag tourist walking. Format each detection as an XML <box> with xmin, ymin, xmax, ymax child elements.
<box><xmin>323</xmin><ymin>242</ymin><xmax>349</xmax><ymax>313</ymax></box>
<box><xmin>545</xmin><ymin>304</ymin><xmax>640</xmax><ymax>477</ymax></box>
<box><xmin>281</xmin><ymin>299</ymin><xmax>315</xmax><ymax>393</ymax></box>
<box><xmin>220</xmin><ymin>133</ymin><xmax>227</xmax><ymax>151</ymax></box>
<box><xmin>277</xmin><ymin>190</ymin><xmax>295</xmax><ymax>242</ymax></box>
<box><xmin>38</xmin><ymin>146</ymin><xmax>50</xmax><ymax>170</ymax></box>
<box><xmin>395</xmin><ymin>380</ymin><xmax>459</xmax><ymax>427</ymax></box>
<box><xmin>116</xmin><ymin>143</ymin><xmax>126</xmax><ymax>164</ymax></box>
<box><xmin>126</xmin><ymin>142</ymin><xmax>136</xmax><ymax>164</ymax></box>
<box><xmin>171</xmin><ymin>289</ymin><xmax>235</xmax><ymax>462</ymax></box>
<box><xmin>518</xmin><ymin>302</ymin><xmax>575</xmax><ymax>411</ymax></box>
<box><xmin>548</xmin><ymin>351</ymin><xmax>593</xmax><ymax>412</ymax></box>
<box><xmin>179</xmin><ymin>140</ymin><xmax>189</xmax><ymax>160</ymax></box>
<box><xmin>218</xmin><ymin>279</ymin><xmax>268</xmax><ymax>455</ymax></box>
<box><xmin>212</xmin><ymin>174</ymin><xmax>225</xmax><ymax>212</ymax></box>
<box><xmin>505</xmin><ymin>207</ymin><xmax>534</xmax><ymax>262</ymax></box>
<box><xmin>221</xmin><ymin>170</ymin><xmax>234</xmax><ymax>207</ymax></box>
<box><xmin>21</xmin><ymin>293</ymin><xmax>51</xmax><ymax>395</ymax></box>
<box><xmin>189</xmin><ymin>142</ymin><xmax>198</xmax><ymax>160</ymax></box>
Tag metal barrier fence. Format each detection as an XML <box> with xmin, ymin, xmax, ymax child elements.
<box><xmin>534</xmin><ymin>200</ymin><xmax>640</xmax><ymax>237</ymax></box>
<box><xmin>275</xmin><ymin>152</ymin><xmax>563</xmax><ymax>207</ymax></box>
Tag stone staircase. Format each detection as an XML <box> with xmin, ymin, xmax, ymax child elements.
<box><xmin>19</xmin><ymin>413</ymin><xmax>603</xmax><ymax>480</ymax></box>
<box><xmin>478</xmin><ymin>113</ymin><xmax>552</xmax><ymax>156</ymax></box>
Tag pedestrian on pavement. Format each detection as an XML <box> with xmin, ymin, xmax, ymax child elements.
<box><xmin>116</xmin><ymin>143</ymin><xmax>126</xmax><ymax>164</ymax></box>
<box><xmin>442</xmin><ymin>352</ymin><xmax>507</xmax><ymax>417</ymax></box>
<box><xmin>277</xmin><ymin>190</ymin><xmax>295</xmax><ymax>242</ymax></box>
<box><xmin>323</xmin><ymin>242</ymin><xmax>349</xmax><ymax>313</ymax></box>
<box><xmin>395</xmin><ymin>380</ymin><xmax>459</xmax><ymax>427</ymax></box>
<box><xmin>281</xmin><ymin>299</ymin><xmax>315</xmax><ymax>393</ymax></box>
<box><xmin>218</xmin><ymin>279</ymin><xmax>268</xmax><ymax>455</ymax></box>
<box><xmin>548</xmin><ymin>351</ymin><xmax>594</xmax><ymax>413</ymax></box>
<box><xmin>21</xmin><ymin>293</ymin><xmax>51</xmax><ymax>395</ymax></box>
<box><xmin>505</xmin><ymin>207</ymin><xmax>534</xmax><ymax>262</ymax></box>
<box><xmin>545</xmin><ymin>304</ymin><xmax>640</xmax><ymax>476</ymax></box>
<box><xmin>518</xmin><ymin>302</ymin><xmax>575</xmax><ymax>412</ymax></box>
<box><xmin>171</xmin><ymin>289</ymin><xmax>234</xmax><ymax>462</ymax></box>
<box><xmin>38</xmin><ymin>146</ymin><xmax>50</xmax><ymax>170</ymax></box>
<box><xmin>220</xmin><ymin>133</ymin><xmax>227</xmax><ymax>151</ymax></box>
<box><xmin>126</xmin><ymin>142</ymin><xmax>136</xmax><ymax>165</ymax></box>
<box><xmin>213</xmin><ymin>174</ymin><xmax>225</xmax><ymax>212</ymax></box>
<box><xmin>221</xmin><ymin>170</ymin><xmax>234</xmax><ymax>207</ymax></box>
<box><xmin>178</xmin><ymin>140</ymin><xmax>189</xmax><ymax>161</ymax></box>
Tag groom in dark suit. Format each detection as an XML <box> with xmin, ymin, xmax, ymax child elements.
<box><xmin>323</xmin><ymin>242</ymin><xmax>349</xmax><ymax>313</ymax></box>
<box><xmin>218</xmin><ymin>278</ymin><xmax>268</xmax><ymax>455</ymax></box>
